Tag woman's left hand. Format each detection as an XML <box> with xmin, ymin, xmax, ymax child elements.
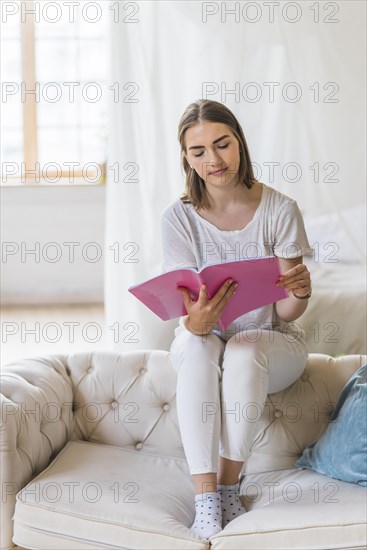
<box><xmin>276</xmin><ymin>263</ymin><xmax>311</xmax><ymax>297</ymax></box>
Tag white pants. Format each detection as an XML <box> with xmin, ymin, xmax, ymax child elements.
<box><xmin>169</xmin><ymin>324</ymin><xmax>308</xmax><ymax>475</ymax></box>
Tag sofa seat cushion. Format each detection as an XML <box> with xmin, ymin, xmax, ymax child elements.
<box><xmin>13</xmin><ymin>440</ymin><xmax>208</xmax><ymax>550</ymax></box>
<box><xmin>210</xmin><ymin>468</ymin><xmax>367</xmax><ymax>549</ymax></box>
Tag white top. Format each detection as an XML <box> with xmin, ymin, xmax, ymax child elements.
<box><xmin>160</xmin><ymin>182</ymin><xmax>313</xmax><ymax>342</ymax></box>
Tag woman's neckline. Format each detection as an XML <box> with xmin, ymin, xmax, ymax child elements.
<box><xmin>189</xmin><ymin>182</ymin><xmax>268</xmax><ymax>233</ymax></box>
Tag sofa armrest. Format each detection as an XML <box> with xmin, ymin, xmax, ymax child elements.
<box><xmin>0</xmin><ymin>355</ymin><xmax>74</xmax><ymax>550</ymax></box>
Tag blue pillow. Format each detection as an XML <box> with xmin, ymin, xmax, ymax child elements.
<box><xmin>294</xmin><ymin>363</ymin><xmax>367</xmax><ymax>486</ymax></box>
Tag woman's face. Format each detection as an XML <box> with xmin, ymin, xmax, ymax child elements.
<box><xmin>184</xmin><ymin>121</ymin><xmax>241</xmax><ymax>187</ymax></box>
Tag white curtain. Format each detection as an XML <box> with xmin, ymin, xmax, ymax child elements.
<box><xmin>104</xmin><ymin>0</ymin><xmax>366</xmax><ymax>352</ymax></box>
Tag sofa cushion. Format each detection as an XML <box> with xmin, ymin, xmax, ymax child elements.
<box><xmin>210</xmin><ymin>467</ymin><xmax>367</xmax><ymax>549</ymax></box>
<box><xmin>294</xmin><ymin>363</ymin><xmax>367</xmax><ymax>486</ymax></box>
<box><xmin>67</xmin><ymin>350</ymin><xmax>186</xmax><ymax>460</ymax></box>
<box><xmin>13</xmin><ymin>440</ymin><xmax>207</xmax><ymax>550</ymax></box>
<box><xmin>13</xmin><ymin>443</ymin><xmax>367</xmax><ymax>550</ymax></box>
<box><xmin>242</xmin><ymin>353</ymin><xmax>367</xmax><ymax>477</ymax></box>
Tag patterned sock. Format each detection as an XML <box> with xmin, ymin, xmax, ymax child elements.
<box><xmin>190</xmin><ymin>491</ymin><xmax>222</xmax><ymax>539</ymax></box>
<box><xmin>217</xmin><ymin>482</ymin><xmax>246</xmax><ymax>527</ymax></box>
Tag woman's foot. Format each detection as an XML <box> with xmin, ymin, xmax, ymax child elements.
<box><xmin>190</xmin><ymin>491</ymin><xmax>222</xmax><ymax>539</ymax></box>
<box><xmin>217</xmin><ymin>482</ymin><xmax>247</xmax><ymax>527</ymax></box>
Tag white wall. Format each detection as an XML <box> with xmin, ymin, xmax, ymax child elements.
<box><xmin>1</xmin><ymin>185</ymin><xmax>105</xmax><ymax>305</ymax></box>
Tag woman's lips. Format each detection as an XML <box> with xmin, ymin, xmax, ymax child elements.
<box><xmin>210</xmin><ymin>167</ymin><xmax>228</xmax><ymax>176</ymax></box>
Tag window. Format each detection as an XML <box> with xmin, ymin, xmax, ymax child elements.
<box><xmin>1</xmin><ymin>0</ymin><xmax>110</xmax><ymax>186</ymax></box>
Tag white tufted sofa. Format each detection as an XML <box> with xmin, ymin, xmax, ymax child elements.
<box><xmin>1</xmin><ymin>350</ymin><xmax>366</xmax><ymax>550</ymax></box>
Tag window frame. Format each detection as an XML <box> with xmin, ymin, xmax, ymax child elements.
<box><xmin>2</xmin><ymin>0</ymin><xmax>106</xmax><ymax>187</ymax></box>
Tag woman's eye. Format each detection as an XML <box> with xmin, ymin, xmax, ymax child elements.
<box><xmin>193</xmin><ymin>143</ymin><xmax>229</xmax><ymax>158</ymax></box>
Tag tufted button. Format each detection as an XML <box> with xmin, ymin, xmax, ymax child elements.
<box><xmin>87</xmin><ymin>366</ymin><xmax>94</xmax><ymax>373</ymax></box>
<box><xmin>301</xmin><ymin>373</ymin><xmax>309</xmax><ymax>381</ymax></box>
<box><xmin>110</xmin><ymin>400</ymin><xmax>118</xmax><ymax>409</ymax></box>
<box><xmin>135</xmin><ymin>442</ymin><xmax>143</xmax><ymax>450</ymax></box>
<box><xmin>140</xmin><ymin>368</ymin><xmax>147</xmax><ymax>375</ymax></box>
<box><xmin>162</xmin><ymin>403</ymin><xmax>170</xmax><ymax>412</ymax></box>
<box><xmin>274</xmin><ymin>409</ymin><xmax>282</xmax><ymax>418</ymax></box>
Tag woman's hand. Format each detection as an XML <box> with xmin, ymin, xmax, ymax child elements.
<box><xmin>177</xmin><ymin>278</ymin><xmax>238</xmax><ymax>335</ymax></box>
<box><xmin>275</xmin><ymin>256</ymin><xmax>311</xmax><ymax>322</ymax></box>
<box><xmin>276</xmin><ymin>262</ymin><xmax>311</xmax><ymax>298</ymax></box>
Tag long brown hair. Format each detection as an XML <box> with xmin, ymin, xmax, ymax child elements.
<box><xmin>178</xmin><ymin>99</ymin><xmax>256</xmax><ymax>209</ymax></box>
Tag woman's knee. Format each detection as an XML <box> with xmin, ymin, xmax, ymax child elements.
<box><xmin>221</xmin><ymin>331</ymin><xmax>272</xmax><ymax>381</ymax></box>
<box><xmin>222</xmin><ymin>329</ymin><xmax>308</xmax><ymax>391</ymax></box>
<box><xmin>223</xmin><ymin>328</ymin><xmax>301</xmax><ymax>361</ymax></box>
<box><xmin>170</xmin><ymin>330</ymin><xmax>225</xmax><ymax>375</ymax></box>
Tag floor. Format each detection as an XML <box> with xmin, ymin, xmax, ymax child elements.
<box><xmin>1</xmin><ymin>304</ymin><xmax>108</xmax><ymax>365</ymax></box>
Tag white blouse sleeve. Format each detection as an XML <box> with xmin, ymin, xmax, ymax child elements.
<box><xmin>273</xmin><ymin>200</ymin><xmax>314</xmax><ymax>259</ymax></box>
<box><xmin>160</xmin><ymin>209</ymin><xmax>198</xmax><ymax>273</ymax></box>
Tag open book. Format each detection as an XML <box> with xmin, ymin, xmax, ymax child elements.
<box><xmin>128</xmin><ymin>256</ymin><xmax>288</xmax><ymax>331</ymax></box>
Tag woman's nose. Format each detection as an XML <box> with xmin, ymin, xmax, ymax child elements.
<box><xmin>206</xmin><ymin>149</ymin><xmax>223</xmax><ymax>165</ymax></box>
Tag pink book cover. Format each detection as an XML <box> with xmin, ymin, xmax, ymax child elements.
<box><xmin>128</xmin><ymin>256</ymin><xmax>288</xmax><ymax>331</ymax></box>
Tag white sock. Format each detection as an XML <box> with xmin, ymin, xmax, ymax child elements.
<box><xmin>217</xmin><ymin>482</ymin><xmax>246</xmax><ymax>526</ymax></box>
<box><xmin>190</xmin><ymin>491</ymin><xmax>222</xmax><ymax>539</ymax></box>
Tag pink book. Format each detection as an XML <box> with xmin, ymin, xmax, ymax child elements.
<box><xmin>128</xmin><ymin>256</ymin><xmax>288</xmax><ymax>331</ymax></box>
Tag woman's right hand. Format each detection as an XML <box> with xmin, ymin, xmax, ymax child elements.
<box><xmin>177</xmin><ymin>278</ymin><xmax>238</xmax><ymax>335</ymax></box>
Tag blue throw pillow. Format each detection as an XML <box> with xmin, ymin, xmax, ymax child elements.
<box><xmin>294</xmin><ymin>363</ymin><xmax>367</xmax><ymax>486</ymax></box>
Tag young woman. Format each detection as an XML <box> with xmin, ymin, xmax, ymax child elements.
<box><xmin>160</xmin><ymin>99</ymin><xmax>312</xmax><ymax>540</ymax></box>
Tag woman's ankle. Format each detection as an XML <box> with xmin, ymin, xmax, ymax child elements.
<box><xmin>192</xmin><ymin>473</ymin><xmax>217</xmax><ymax>495</ymax></box>
<box><xmin>218</xmin><ymin>457</ymin><xmax>244</xmax><ymax>486</ymax></box>
<box><xmin>217</xmin><ymin>478</ymin><xmax>239</xmax><ymax>486</ymax></box>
